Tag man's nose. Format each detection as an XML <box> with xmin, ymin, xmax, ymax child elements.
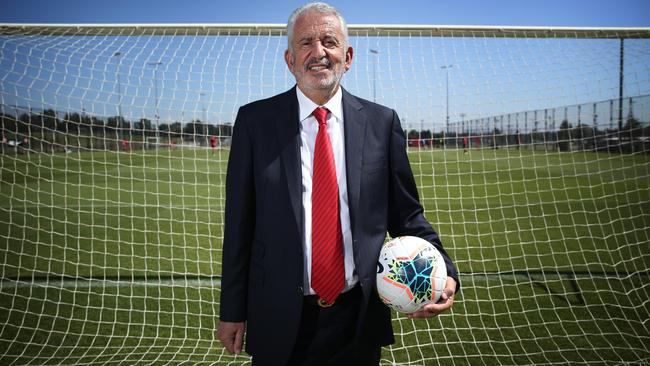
<box><xmin>310</xmin><ymin>41</ymin><xmax>327</xmax><ymax>58</ymax></box>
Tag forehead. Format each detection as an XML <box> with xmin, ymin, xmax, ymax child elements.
<box><xmin>292</xmin><ymin>12</ymin><xmax>344</xmax><ymax>40</ymax></box>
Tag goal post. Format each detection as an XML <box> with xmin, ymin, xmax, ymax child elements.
<box><xmin>1</xmin><ymin>23</ymin><xmax>649</xmax><ymax>365</ymax></box>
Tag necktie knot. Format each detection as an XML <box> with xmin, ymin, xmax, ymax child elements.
<box><xmin>313</xmin><ymin>107</ymin><xmax>329</xmax><ymax>127</ymax></box>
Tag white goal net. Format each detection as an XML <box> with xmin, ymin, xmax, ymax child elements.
<box><xmin>1</xmin><ymin>24</ymin><xmax>649</xmax><ymax>365</ymax></box>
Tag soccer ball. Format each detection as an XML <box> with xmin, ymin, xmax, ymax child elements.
<box><xmin>376</xmin><ymin>236</ymin><xmax>447</xmax><ymax>314</ymax></box>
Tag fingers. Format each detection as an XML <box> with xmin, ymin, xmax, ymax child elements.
<box><xmin>407</xmin><ymin>277</ymin><xmax>456</xmax><ymax>319</ymax></box>
<box><xmin>234</xmin><ymin>325</ymin><xmax>245</xmax><ymax>354</ymax></box>
<box><xmin>408</xmin><ymin>293</ymin><xmax>453</xmax><ymax>318</ymax></box>
<box><xmin>216</xmin><ymin>325</ymin><xmax>234</xmax><ymax>353</ymax></box>
<box><xmin>217</xmin><ymin>321</ymin><xmax>245</xmax><ymax>355</ymax></box>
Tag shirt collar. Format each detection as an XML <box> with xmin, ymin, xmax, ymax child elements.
<box><xmin>296</xmin><ymin>86</ymin><xmax>343</xmax><ymax>123</ymax></box>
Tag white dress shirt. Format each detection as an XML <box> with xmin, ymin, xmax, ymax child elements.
<box><xmin>296</xmin><ymin>86</ymin><xmax>357</xmax><ymax>295</ymax></box>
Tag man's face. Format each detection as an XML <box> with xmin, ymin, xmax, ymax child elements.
<box><xmin>284</xmin><ymin>11</ymin><xmax>353</xmax><ymax>96</ymax></box>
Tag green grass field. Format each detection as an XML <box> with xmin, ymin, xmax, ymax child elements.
<box><xmin>1</xmin><ymin>148</ymin><xmax>649</xmax><ymax>365</ymax></box>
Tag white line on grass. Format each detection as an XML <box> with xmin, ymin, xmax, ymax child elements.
<box><xmin>0</xmin><ymin>277</ymin><xmax>222</xmax><ymax>290</ymax></box>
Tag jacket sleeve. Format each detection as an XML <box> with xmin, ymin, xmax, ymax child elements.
<box><xmin>219</xmin><ymin>106</ymin><xmax>256</xmax><ymax>322</ymax></box>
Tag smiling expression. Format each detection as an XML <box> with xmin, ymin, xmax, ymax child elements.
<box><xmin>284</xmin><ymin>11</ymin><xmax>353</xmax><ymax>103</ymax></box>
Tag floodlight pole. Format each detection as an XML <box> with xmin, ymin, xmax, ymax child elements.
<box><xmin>113</xmin><ymin>52</ymin><xmax>123</xmax><ymax>135</ymax></box>
<box><xmin>200</xmin><ymin>92</ymin><xmax>207</xmax><ymax>124</ymax></box>
<box><xmin>441</xmin><ymin>65</ymin><xmax>453</xmax><ymax>145</ymax></box>
<box><xmin>460</xmin><ymin>113</ymin><xmax>466</xmax><ymax>135</ymax></box>
<box><xmin>369</xmin><ymin>49</ymin><xmax>379</xmax><ymax>103</ymax></box>
<box><xmin>618</xmin><ymin>38</ymin><xmax>624</xmax><ymax>143</ymax></box>
<box><xmin>200</xmin><ymin>92</ymin><xmax>208</xmax><ymax>144</ymax></box>
<box><xmin>147</xmin><ymin>61</ymin><xmax>163</xmax><ymax>142</ymax></box>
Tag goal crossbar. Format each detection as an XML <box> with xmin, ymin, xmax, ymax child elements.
<box><xmin>1</xmin><ymin>23</ymin><xmax>650</xmax><ymax>38</ymax></box>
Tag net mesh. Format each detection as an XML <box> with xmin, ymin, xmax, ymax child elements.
<box><xmin>1</xmin><ymin>24</ymin><xmax>649</xmax><ymax>365</ymax></box>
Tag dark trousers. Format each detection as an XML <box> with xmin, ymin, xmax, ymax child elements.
<box><xmin>285</xmin><ymin>286</ymin><xmax>381</xmax><ymax>366</ymax></box>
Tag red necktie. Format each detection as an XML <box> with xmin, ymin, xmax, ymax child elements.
<box><xmin>311</xmin><ymin>107</ymin><xmax>345</xmax><ymax>305</ymax></box>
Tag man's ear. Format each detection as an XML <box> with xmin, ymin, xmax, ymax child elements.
<box><xmin>344</xmin><ymin>46</ymin><xmax>354</xmax><ymax>71</ymax></box>
<box><xmin>284</xmin><ymin>49</ymin><xmax>294</xmax><ymax>69</ymax></box>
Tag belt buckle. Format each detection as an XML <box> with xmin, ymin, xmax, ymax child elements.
<box><xmin>317</xmin><ymin>298</ymin><xmax>334</xmax><ymax>308</ymax></box>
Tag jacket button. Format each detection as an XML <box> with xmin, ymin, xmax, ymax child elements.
<box><xmin>297</xmin><ymin>285</ymin><xmax>303</xmax><ymax>294</ymax></box>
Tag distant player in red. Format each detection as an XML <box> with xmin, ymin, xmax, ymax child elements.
<box><xmin>463</xmin><ymin>136</ymin><xmax>469</xmax><ymax>153</ymax></box>
<box><xmin>210</xmin><ymin>135</ymin><xmax>217</xmax><ymax>154</ymax></box>
<box><xmin>121</xmin><ymin>139</ymin><xmax>130</xmax><ymax>152</ymax></box>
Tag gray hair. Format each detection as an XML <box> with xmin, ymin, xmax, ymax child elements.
<box><xmin>286</xmin><ymin>2</ymin><xmax>349</xmax><ymax>54</ymax></box>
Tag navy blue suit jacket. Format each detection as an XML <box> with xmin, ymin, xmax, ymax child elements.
<box><xmin>219</xmin><ymin>86</ymin><xmax>458</xmax><ymax>363</ymax></box>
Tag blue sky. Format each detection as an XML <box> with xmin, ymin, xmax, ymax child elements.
<box><xmin>1</xmin><ymin>0</ymin><xmax>650</xmax><ymax>27</ymax></box>
<box><xmin>1</xmin><ymin>0</ymin><xmax>649</xmax><ymax>131</ymax></box>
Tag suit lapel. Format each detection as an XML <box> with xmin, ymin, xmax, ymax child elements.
<box><xmin>342</xmin><ymin>88</ymin><xmax>366</xmax><ymax>234</ymax></box>
<box><xmin>276</xmin><ymin>87</ymin><xmax>304</xmax><ymax>238</ymax></box>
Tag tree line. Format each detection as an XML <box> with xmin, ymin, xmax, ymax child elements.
<box><xmin>1</xmin><ymin>108</ymin><xmax>233</xmax><ymax>152</ymax></box>
<box><xmin>405</xmin><ymin>115</ymin><xmax>648</xmax><ymax>152</ymax></box>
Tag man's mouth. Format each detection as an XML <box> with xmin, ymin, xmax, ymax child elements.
<box><xmin>306</xmin><ymin>58</ymin><xmax>331</xmax><ymax>72</ymax></box>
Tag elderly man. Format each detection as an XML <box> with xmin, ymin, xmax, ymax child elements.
<box><xmin>217</xmin><ymin>3</ymin><xmax>459</xmax><ymax>365</ymax></box>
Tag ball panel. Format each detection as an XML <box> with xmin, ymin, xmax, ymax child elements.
<box><xmin>376</xmin><ymin>236</ymin><xmax>448</xmax><ymax>314</ymax></box>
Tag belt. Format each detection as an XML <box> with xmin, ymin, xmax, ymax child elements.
<box><xmin>304</xmin><ymin>285</ymin><xmax>361</xmax><ymax>308</ymax></box>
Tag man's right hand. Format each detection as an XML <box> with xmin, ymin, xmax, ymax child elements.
<box><xmin>217</xmin><ymin>321</ymin><xmax>246</xmax><ymax>355</ymax></box>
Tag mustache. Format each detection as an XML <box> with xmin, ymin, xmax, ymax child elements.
<box><xmin>304</xmin><ymin>57</ymin><xmax>332</xmax><ymax>71</ymax></box>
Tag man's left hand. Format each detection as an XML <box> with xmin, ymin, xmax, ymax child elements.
<box><xmin>407</xmin><ymin>276</ymin><xmax>457</xmax><ymax>318</ymax></box>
